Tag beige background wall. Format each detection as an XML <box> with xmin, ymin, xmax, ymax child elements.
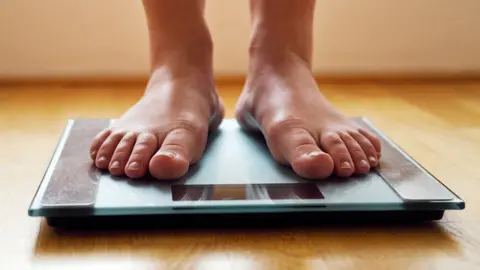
<box><xmin>1</xmin><ymin>0</ymin><xmax>479</xmax><ymax>77</ymax></box>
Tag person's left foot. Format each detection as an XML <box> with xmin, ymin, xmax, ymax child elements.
<box><xmin>236</xmin><ymin>50</ymin><xmax>382</xmax><ymax>179</ymax></box>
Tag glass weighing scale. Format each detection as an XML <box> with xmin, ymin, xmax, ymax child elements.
<box><xmin>28</xmin><ymin>118</ymin><xmax>465</xmax><ymax>229</ymax></box>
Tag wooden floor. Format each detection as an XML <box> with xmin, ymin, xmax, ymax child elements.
<box><xmin>1</xmin><ymin>81</ymin><xmax>480</xmax><ymax>269</ymax></box>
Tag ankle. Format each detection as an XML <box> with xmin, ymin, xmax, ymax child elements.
<box><xmin>147</xmin><ymin>58</ymin><xmax>215</xmax><ymax>95</ymax></box>
<box><xmin>245</xmin><ymin>40</ymin><xmax>315</xmax><ymax>101</ymax></box>
<box><xmin>150</xmin><ymin>33</ymin><xmax>213</xmax><ymax>72</ymax></box>
<box><xmin>247</xmin><ymin>44</ymin><xmax>313</xmax><ymax>87</ymax></box>
<box><xmin>248</xmin><ymin>0</ymin><xmax>314</xmax><ymax>69</ymax></box>
<box><xmin>248</xmin><ymin>28</ymin><xmax>312</xmax><ymax>72</ymax></box>
<box><xmin>145</xmin><ymin>0</ymin><xmax>213</xmax><ymax>71</ymax></box>
<box><xmin>146</xmin><ymin>43</ymin><xmax>216</xmax><ymax>106</ymax></box>
<box><xmin>145</xmin><ymin>22</ymin><xmax>215</xmax><ymax>95</ymax></box>
<box><xmin>249</xmin><ymin>45</ymin><xmax>309</xmax><ymax>69</ymax></box>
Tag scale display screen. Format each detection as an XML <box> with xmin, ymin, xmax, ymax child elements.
<box><xmin>171</xmin><ymin>183</ymin><xmax>324</xmax><ymax>201</ymax></box>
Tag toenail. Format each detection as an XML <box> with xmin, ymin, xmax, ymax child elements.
<box><xmin>124</xmin><ymin>132</ymin><xmax>135</xmax><ymax>138</ymax></box>
<box><xmin>111</xmin><ymin>161</ymin><xmax>120</xmax><ymax>168</ymax></box>
<box><xmin>128</xmin><ymin>162</ymin><xmax>140</xmax><ymax>170</ymax></box>
<box><xmin>360</xmin><ymin>159</ymin><xmax>369</xmax><ymax>167</ymax></box>
<box><xmin>368</xmin><ymin>156</ymin><xmax>377</xmax><ymax>164</ymax></box>
<box><xmin>90</xmin><ymin>150</ymin><xmax>96</xmax><ymax>158</ymax></box>
<box><xmin>98</xmin><ymin>156</ymin><xmax>107</xmax><ymax>163</ymax></box>
<box><xmin>305</xmin><ymin>151</ymin><xmax>322</xmax><ymax>157</ymax></box>
<box><xmin>340</xmin><ymin>162</ymin><xmax>351</xmax><ymax>169</ymax></box>
<box><xmin>157</xmin><ymin>151</ymin><xmax>177</xmax><ymax>159</ymax></box>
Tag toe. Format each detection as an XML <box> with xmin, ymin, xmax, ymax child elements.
<box><xmin>358</xmin><ymin>128</ymin><xmax>382</xmax><ymax>158</ymax></box>
<box><xmin>339</xmin><ymin>132</ymin><xmax>370</xmax><ymax>174</ymax></box>
<box><xmin>349</xmin><ymin>131</ymin><xmax>379</xmax><ymax>167</ymax></box>
<box><xmin>320</xmin><ymin>131</ymin><xmax>355</xmax><ymax>177</ymax></box>
<box><xmin>292</xmin><ymin>150</ymin><xmax>334</xmax><ymax>179</ymax></box>
<box><xmin>266</xmin><ymin>123</ymin><xmax>334</xmax><ymax>179</ymax></box>
<box><xmin>209</xmin><ymin>97</ymin><xmax>225</xmax><ymax>131</ymax></box>
<box><xmin>95</xmin><ymin>131</ymin><xmax>125</xmax><ymax>169</ymax></box>
<box><xmin>90</xmin><ymin>129</ymin><xmax>112</xmax><ymax>161</ymax></box>
<box><xmin>150</xmin><ymin>125</ymin><xmax>207</xmax><ymax>180</ymax></box>
<box><xmin>108</xmin><ymin>132</ymin><xmax>137</xmax><ymax>176</ymax></box>
<box><xmin>149</xmin><ymin>151</ymin><xmax>189</xmax><ymax>180</ymax></box>
<box><xmin>125</xmin><ymin>133</ymin><xmax>158</xmax><ymax>178</ymax></box>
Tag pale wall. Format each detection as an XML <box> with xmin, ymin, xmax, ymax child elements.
<box><xmin>1</xmin><ymin>0</ymin><xmax>479</xmax><ymax>77</ymax></box>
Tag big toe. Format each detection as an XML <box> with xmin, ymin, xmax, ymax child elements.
<box><xmin>149</xmin><ymin>125</ymin><xmax>207</xmax><ymax>180</ymax></box>
<box><xmin>149</xmin><ymin>152</ymin><xmax>190</xmax><ymax>180</ymax></box>
<box><xmin>292</xmin><ymin>150</ymin><xmax>335</xmax><ymax>179</ymax></box>
<box><xmin>266</xmin><ymin>123</ymin><xmax>334</xmax><ymax>179</ymax></box>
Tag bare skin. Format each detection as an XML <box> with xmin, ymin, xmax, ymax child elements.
<box><xmin>90</xmin><ymin>0</ymin><xmax>381</xmax><ymax>180</ymax></box>
<box><xmin>90</xmin><ymin>0</ymin><xmax>224</xmax><ymax>180</ymax></box>
<box><xmin>235</xmin><ymin>0</ymin><xmax>381</xmax><ymax>179</ymax></box>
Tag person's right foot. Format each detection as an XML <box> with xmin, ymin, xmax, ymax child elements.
<box><xmin>90</xmin><ymin>58</ymin><xmax>224</xmax><ymax>180</ymax></box>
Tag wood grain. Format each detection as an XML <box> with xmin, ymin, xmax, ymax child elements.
<box><xmin>1</xmin><ymin>81</ymin><xmax>480</xmax><ymax>269</ymax></box>
<box><xmin>1</xmin><ymin>73</ymin><xmax>480</xmax><ymax>87</ymax></box>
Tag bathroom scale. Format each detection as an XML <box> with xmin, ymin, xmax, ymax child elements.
<box><xmin>28</xmin><ymin>118</ymin><xmax>465</xmax><ymax>229</ymax></box>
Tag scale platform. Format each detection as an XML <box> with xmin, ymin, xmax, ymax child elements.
<box><xmin>28</xmin><ymin>118</ymin><xmax>464</xmax><ymax>229</ymax></box>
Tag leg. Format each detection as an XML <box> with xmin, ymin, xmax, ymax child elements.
<box><xmin>236</xmin><ymin>0</ymin><xmax>381</xmax><ymax>179</ymax></box>
<box><xmin>90</xmin><ymin>0</ymin><xmax>224</xmax><ymax>180</ymax></box>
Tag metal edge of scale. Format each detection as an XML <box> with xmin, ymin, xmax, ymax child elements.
<box><xmin>354</xmin><ymin>118</ymin><xmax>456</xmax><ymax>202</ymax></box>
<box><xmin>34</xmin><ymin>117</ymin><xmax>458</xmax><ymax>210</ymax></box>
<box><xmin>36</xmin><ymin>119</ymin><xmax>110</xmax><ymax>208</ymax></box>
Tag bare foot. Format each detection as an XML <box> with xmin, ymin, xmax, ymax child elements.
<box><xmin>89</xmin><ymin>0</ymin><xmax>224</xmax><ymax>180</ymax></box>
<box><xmin>236</xmin><ymin>51</ymin><xmax>381</xmax><ymax>179</ymax></box>
<box><xmin>90</xmin><ymin>67</ymin><xmax>223</xmax><ymax>180</ymax></box>
<box><xmin>236</xmin><ymin>0</ymin><xmax>381</xmax><ymax>179</ymax></box>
